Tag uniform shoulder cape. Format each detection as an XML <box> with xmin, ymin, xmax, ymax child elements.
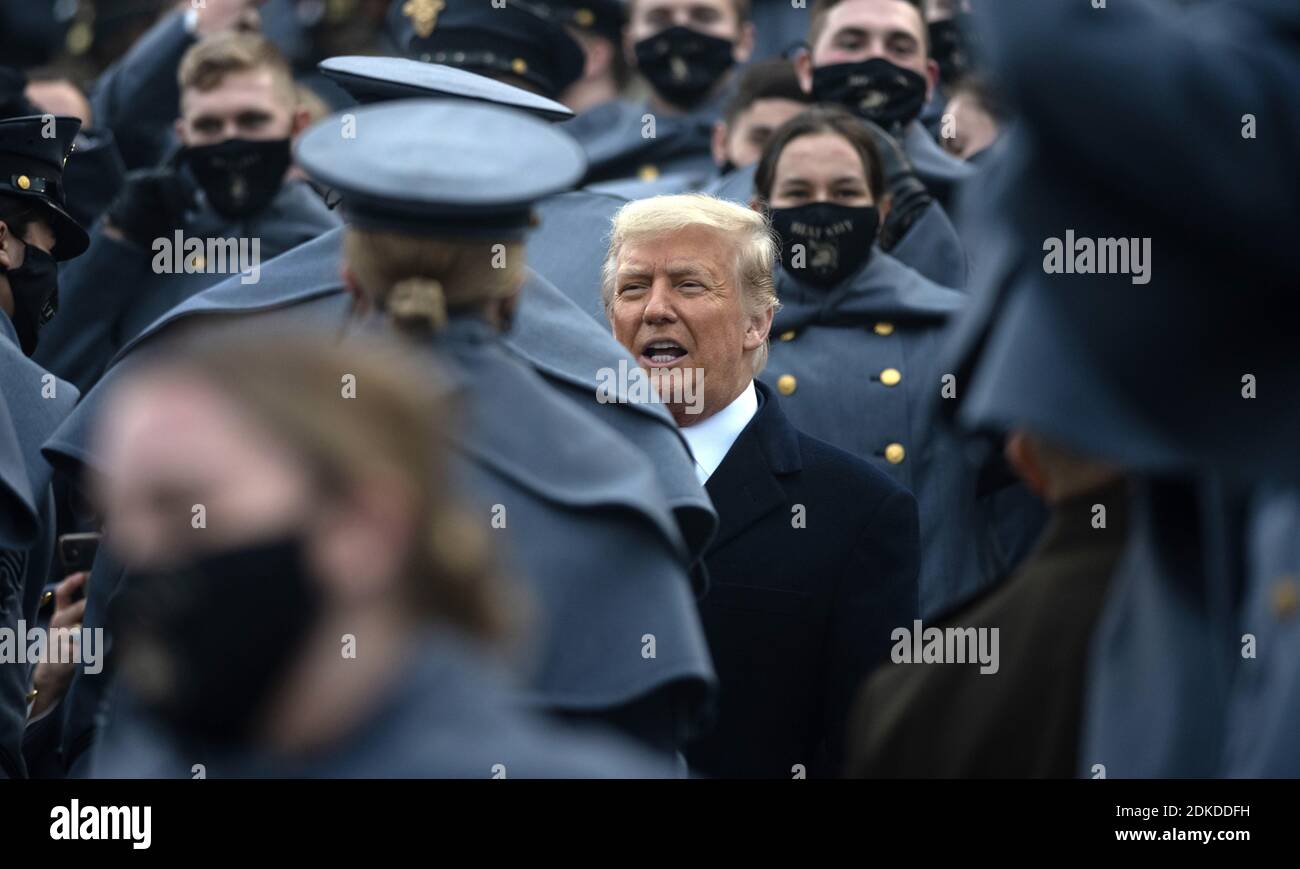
<box><xmin>773</xmin><ymin>249</ymin><xmax>966</xmax><ymax>334</ymax></box>
<box><xmin>561</xmin><ymin>97</ymin><xmax>719</xmax><ymax>185</ymax></box>
<box><xmin>0</xmin><ymin>317</ymin><xmax>78</xmax><ymax>548</ymax></box>
<box><xmin>430</xmin><ymin>317</ymin><xmax>690</xmax><ymax>563</ymax></box>
<box><xmin>527</xmin><ymin>188</ymin><xmax>627</xmax><ymax>321</ymax></box>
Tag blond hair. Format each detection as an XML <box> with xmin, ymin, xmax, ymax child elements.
<box><xmin>178</xmin><ymin>32</ymin><xmax>296</xmax><ymax>104</ymax></box>
<box><xmin>344</xmin><ymin>229</ymin><xmax>525</xmax><ymax>337</ymax></box>
<box><xmin>602</xmin><ymin>193</ymin><xmax>780</xmax><ymax>373</ymax></box>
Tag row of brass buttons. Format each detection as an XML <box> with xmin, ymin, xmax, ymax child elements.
<box><xmin>773</xmin><ymin>322</ymin><xmax>905</xmax><ymax>463</ymax></box>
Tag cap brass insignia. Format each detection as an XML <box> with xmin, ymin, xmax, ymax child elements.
<box><xmin>403</xmin><ymin>0</ymin><xmax>446</xmax><ymax>39</ymax></box>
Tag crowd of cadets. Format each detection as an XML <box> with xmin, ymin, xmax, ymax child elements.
<box><xmin>0</xmin><ymin>0</ymin><xmax>1296</xmax><ymax>779</ymax></box>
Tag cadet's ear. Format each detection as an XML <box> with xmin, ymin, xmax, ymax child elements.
<box><xmin>1005</xmin><ymin>430</ymin><xmax>1049</xmax><ymax>502</ymax></box>
<box><xmin>309</xmin><ymin>477</ymin><xmax>419</xmax><ymax>603</ymax></box>
<box><xmin>877</xmin><ymin>193</ymin><xmax>892</xmax><ymax>226</ymax></box>
<box><xmin>290</xmin><ymin>106</ymin><xmax>313</xmax><ymax>138</ymax></box>
<box><xmin>340</xmin><ymin>264</ymin><xmax>370</xmax><ymax>312</ymax></box>
<box><xmin>711</xmin><ymin>120</ymin><xmax>729</xmax><ymax>167</ymax></box>
<box><xmin>734</xmin><ymin>22</ymin><xmax>756</xmax><ymax>65</ymax></box>
<box><xmin>924</xmin><ymin>58</ymin><xmax>940</xmax><ymax>103</ymax></box>
<box><xmin>793</xmin><ymin>50</ymin><xmax>814</xmax><ymax>96</ymax></box>
<box><xmin>582</xmin><ymin>34</ymin><xmax>613</xmax><ymax>79</ymax></box>
<box><xmin>0</xmin><ymin>221</ymin><xmax>14</xmax><ymax>271</ymax></box>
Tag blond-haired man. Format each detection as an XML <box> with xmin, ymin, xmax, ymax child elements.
<box><xmin>606</xmin><ymin>193</ymin><xmax>920</xmax><ymax>777</ymax></box>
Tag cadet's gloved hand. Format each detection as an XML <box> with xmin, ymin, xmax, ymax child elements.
<box><xmin>860</xmin><ymin>119</ymin><xmax>933</xmax><ymax>252</ymax></box>
<box><xmin>103</xmin><ymin>168</ymin><xmax>195</xmax><ymax>248</ymax></box>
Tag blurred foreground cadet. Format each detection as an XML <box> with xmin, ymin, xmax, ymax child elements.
<box><xmin>36</xmin><ymin>32</ymin><xmax>338</xmax><ymax>394</ymax></box>
<box><xmin>39</xmin><ymin>88</ymin><xmax>716</xmax><ymax>772</ymax></box>
<box><xmin>605</xmin><ymin>193</ymin><xmax>919</xmax><ymax>777</ymax></box>
<box><xmin>0</xmin><ymin>114</ymin><xmax>85</xmax><ymax>778</ymax></box>
<box><xmin>91</xmin><ymin>336</ymin><xmax>674</xmax><ymax>778</ymax></box>
<box><xmin>943</xmin><ymin>0</ymin><xmax>1300</xmax><ymax>776</ymax></box>
<box><xmin>752</xmin><ymin>106</ymin><xmax>1042</xmax><ymax>615</ymax></box>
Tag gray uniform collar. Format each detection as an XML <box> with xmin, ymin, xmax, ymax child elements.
<box><xmin>773</xmin><ymin>250</ymin><xmax>965</xmax><ymax>332</ymax></box>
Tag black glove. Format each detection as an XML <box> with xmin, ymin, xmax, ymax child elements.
<box><xmin>103</xmin><ymin>168</ymin><xmax>196</xmax><ymax>248</ymax></box>
<box><xmin>859</xmin><ymin>119</ymin><xmax>933</xmax><ymax>252</ymax></box>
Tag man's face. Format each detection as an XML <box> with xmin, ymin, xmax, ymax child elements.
<box><xmin>96</xmin><ymin>374</ymin><xmax>313</xmax><ymax>570</ymax></box>
<box><xmin>0</xmin><ymin>216</ymin><xmax>56</xmax><ymax>319</ymax></box>
<box><xmin>610</xmin><ymin>225</ymin><xmax>771</xmax><ymax>425</ymax></box>
<box><xmin>177</xmin><ymin>69</ymin><xmax>296</xmax><ymax>147</ymax></box>
<box><xmin>625</xmin><ymin>0</ymin><xmax>754</xmax><ymax>66</ymax></box>
<box><xmin>715</xmin><ymin>97</ymin><xmax>807</xmax><ymax>169</ymax></box>
<box><xmin>803</xmin><ymin>0</ymin><xmax>937</xmax><ymax>95</ymax></box>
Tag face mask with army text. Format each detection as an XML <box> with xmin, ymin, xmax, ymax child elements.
<box><xmin>770</xmin><ymin>201</ymin><xmax>880</xmax><ymax>288</ymax></box>
<box><xmin>109</xmin><ymin>534</ymin><xmax>322</xmax><ymax>749</ymax></box>
<box><xmin>812</xmin><ymin>57</ymin><xmax>928</xmax><ymax>133</ymax></box>
<box><xmin>1</xmin><ymin>244</ymin><xmax>59</xmax><ymax>356</ymax></box>
<box><xmin>634</xmin><ymin>26</ymin><xmax>736</xmax><ymax>109</ymax></box>
<box><xmin>181</xmin><ymin>137</ymin><xmax>293</xmax><ymax>220</ymax></box>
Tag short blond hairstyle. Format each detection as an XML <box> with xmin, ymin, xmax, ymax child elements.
<box><xmin>602</xmin><ymin>193</ymin><xmax>780</xmax><ymax>373</ymax></box>
<box><xmin>178</xmin><ymin>32</ymin><xmax>296</xmax><ymax>105</ymax></box>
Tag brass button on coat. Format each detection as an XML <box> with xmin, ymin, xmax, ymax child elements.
<box><xmin>880</xmin><ymin>367</ymin><xmax>901</xmax><ymax>386</ymax></box>
<box><xmin>777</xmin><ymin>374</ymin><xmax>797</xmax><ymax>395</ymax></box>
<box><xmin>873</xmin><ymin>322</ymin><xmax>894</xmax><ymax>336</ymax></box>
<box><xmin>884</xmin><ymin>443</ymin><xmax>905</xmax><ymax>464</ymax></box>
<box><xmin>779</xmin><ymin>330</ymin><xmax>796</xmax><ymax>342</ymax></box>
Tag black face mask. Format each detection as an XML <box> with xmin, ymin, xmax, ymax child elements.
<box><xmin>2</xmin><ymin>245</ymin><xmax>59</xmax><ymax>356</ymax></box>
<box><xmin>812</xmin><ymin>58</ymin><xmax>928</xmax><ymax>133</ymax></box>
<box><xmin>928</xmin><ymin>15</ymin><xmax>977</xmax><ymax>86</ymax></box>
<box><xmin>109</xmin><ymin>535</ymin><xmax>321</xmax><ymax>750</ymax></box>
<box><xmin>634</xmin><ymin>26</ymin><xmax>735</xmax><ymax>109</ymax></box>
<box><xmin>181</xmin><ymin>137</ymin><xmax>292</xmax><ymax>221</ymax></box>
<box><xmin>770</xmin><ymin>202</ymin><xmax>879</xmax><ymax>288</ymax></box>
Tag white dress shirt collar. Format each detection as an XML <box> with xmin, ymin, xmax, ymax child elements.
<box><xmin>680</xmin><ymin>380</ymin><xmax>759</xmax><ymax>484</ymax></box>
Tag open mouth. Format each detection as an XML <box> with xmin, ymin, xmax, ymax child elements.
<box><xmin>641</xmin><ymin>340</ymin><xmax>688</xmax><ymax>367</ymax></box>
